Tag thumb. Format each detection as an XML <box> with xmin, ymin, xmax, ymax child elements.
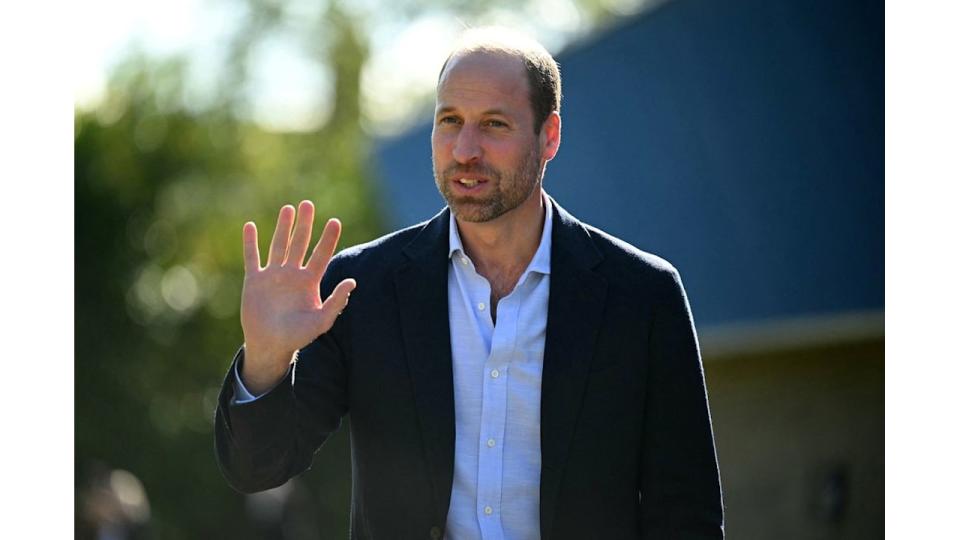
<box><xmin>316</xmin><ymin>278</ymin><xmax>357</xmax><ymax>334</ymax></box>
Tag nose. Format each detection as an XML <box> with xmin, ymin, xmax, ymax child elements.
<box><xmin>452</xmin><ymin>125</ymin><xmax>482</xmax><ymax>164</ymax></box>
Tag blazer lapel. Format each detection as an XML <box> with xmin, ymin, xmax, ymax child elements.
<box><xmin>393</xmin><ymin>209</ymin><xmax>456</xmax><ymax>525</ymax></box>
<box><xmin>539</xmin><ymin>199</ymin><xmax>608</xmax><ymax>540</ymax></box>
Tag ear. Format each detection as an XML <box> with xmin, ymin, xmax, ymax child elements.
<box><xmin>539</xmin><ymin>112</ymin><xmax>561</xmax><ymax>162</ymax></box>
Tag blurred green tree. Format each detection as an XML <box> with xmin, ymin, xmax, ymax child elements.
<box><xmin>75</xmin><ymin>3</ymin><xmax>377</xmax><ymax>537</ymax></box>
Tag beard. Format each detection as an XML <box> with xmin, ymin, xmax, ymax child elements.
<box><xmin>433</xmin><ymin>148</ymin><xmax>543</xmax><ymax>223</ymax></box>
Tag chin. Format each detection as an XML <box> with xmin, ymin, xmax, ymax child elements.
<box><xmin>449</xmin><ymin>199</ymin><xmax>506</xmax><ymax>223</ymax></box>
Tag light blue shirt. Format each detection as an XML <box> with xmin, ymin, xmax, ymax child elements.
<box><xmin>235</xmin><ymin>194</ymin><xmax>553</xmax><ymax>540</ymax></box>
<box><xmin>444</xmin><ymin>194</ymin><xmax>551</xmax><ymax>540</ymax></box>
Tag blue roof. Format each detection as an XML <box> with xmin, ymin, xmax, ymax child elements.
<box><xmin>372</xmin><ymin>0</ymin><xmax>883</xmax><ymax>328</ymax></box>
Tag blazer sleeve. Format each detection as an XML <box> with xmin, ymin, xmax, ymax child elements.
<box><xmin>214</xmin><ymin>279</ymin><xmax>351</xmax><ymax>494</ymax></box>
<box><xmin>638</xmin><ymin>268</ymin><xmax>724</xmax><ymax>538</ymax></box>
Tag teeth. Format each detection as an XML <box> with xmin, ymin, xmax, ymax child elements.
<box><xmin>459</xmin><ymin>178</ymin><xmax>479</xmax><ymax>187</ymax></box>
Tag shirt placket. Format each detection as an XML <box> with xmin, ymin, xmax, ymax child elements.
<box><xmin>476</xmin><ymin>291</ymin><xmax>522</xmax><ymax>539</ymax></box>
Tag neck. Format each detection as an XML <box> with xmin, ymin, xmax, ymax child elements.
<box><xmin>455</xmin><ymin>188</ymin><xmax>546</xmax><ymax>277</ymax></box>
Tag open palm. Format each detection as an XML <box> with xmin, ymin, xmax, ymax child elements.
<box><xmin>239</xmin><ymin>200</ymin><xmax>356</xmax><ymax>392</ymax></box>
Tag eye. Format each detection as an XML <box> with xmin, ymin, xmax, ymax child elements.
<box><xmin>485</xmin><ymin>119</ymin><xmax>508</xmax><ymax>128</ymax></box>
<box><xmin>438</xmin><ymin>115</ymin><xmax>461</xmax><ymax>126</ymax></box>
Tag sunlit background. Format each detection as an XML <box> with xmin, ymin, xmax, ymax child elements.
<box><xmin>74</xmin><ymin>0</ymin><xmax>883</xmax><ymax>538</ymax></box>
<box><xmin>75</xmin><ymin>0</ymin><xmax>655</xmax><ymax>133</ymax></box>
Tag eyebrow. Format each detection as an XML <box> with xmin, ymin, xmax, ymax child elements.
<box><xmin>436</xmin><ymin>106</ymin><xmax>512</xmax><ymax>117</ymax></box>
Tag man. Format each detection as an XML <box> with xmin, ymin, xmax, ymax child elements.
<box><xmin>216</xmin><ymin>28</ymin><xmax>724</xmax><ymax>539</ymax></box>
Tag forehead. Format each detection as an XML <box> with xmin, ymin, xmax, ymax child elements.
<box><xmin>437</xmin><ymin>51</ymin><xmax>530</xmax><ymax>115</ymax></box>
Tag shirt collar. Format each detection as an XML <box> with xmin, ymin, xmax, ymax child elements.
<box><xmin>448</xmin><ymin>191</ymin><xmax>553</xmax><ymax>276</ymax></box>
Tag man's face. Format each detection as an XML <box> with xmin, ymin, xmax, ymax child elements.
<box><xmin>432</xmin><ymin>52</ymin><xmax>544</xmax><ymax>223</ymax></box>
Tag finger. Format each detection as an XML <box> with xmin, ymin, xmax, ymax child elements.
<box><xmin>306</xmin><ymin>218</ymin><xmax>342</xmax><ymax>278</ymax></box>
<box><xmin>285</xmin><ymin>200</ymin><xmax>315</xmax><ymax>267</ymax></box>
<box><xmin>316</xmin><ymin>278</ymin><xmax>357</xmax><ymax>333</ymax></box>
<box><xmin>242</xmin><ymin>222</ymin><xmax>261</xmax><ymax>274</ymax></box>
<box><xmin>267</xmin><ymin>205</ymin><xmax>296</xmax><ymax>267</ymax></box>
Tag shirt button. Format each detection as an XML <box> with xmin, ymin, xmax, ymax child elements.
<box><xmin>484</xmin><ymin>506</ymin><xmax>493</xmax><ymax>515</ymax></box>
<box><xmin>429</xmin><ymin>526</ymin><xmax>442</xmax><ymax>539</ymax></box>
<box><xmin>491</xmin><ymin>369</ymin><xmax>499</xmax><ymax>378</ymax></box>
<box><xmin>478</xmin><ymin>302</ymin><xmax>486</xmax><ymax>311</ymax></box>
<box><xmin>460</xmin><ymin>256</ymin><xmax>468</xmax><ymax>266</ymax></box>
<box><xmin>487</xmin><ymin>438</ymin><xmax>496</xmax><ymax>448</ymax></box>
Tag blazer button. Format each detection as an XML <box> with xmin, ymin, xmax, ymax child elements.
<box><xmin>429</xmin><ymin>526</ymin><xmax>442</xmax><ymax>539</ymax></box>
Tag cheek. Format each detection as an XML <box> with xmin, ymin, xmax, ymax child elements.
<box><xmin>430</xmin><ymin>140</ymin><xmax>442</xmax><ymax>167</ymax></box>
<box><xmin>492</xmin><ymin>144</ymin><xmax>527</xmax><ymax>168</ymax></box>
<box><xmin>431</xmin><ymin>133</ymin><xmax>451</xmax><ymax>158</ymax></box>
<box><xmin>491</xmin><ymin>134</ymin><xmax>532</xmax><ymax>155</ymax></box>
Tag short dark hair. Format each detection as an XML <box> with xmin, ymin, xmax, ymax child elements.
<box><xmin>438</xmin><ymin>28</ymin><xmax>562</xmax><ymax>135</ymax></box>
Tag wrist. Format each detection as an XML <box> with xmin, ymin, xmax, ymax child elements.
<box><xmin>240</xmin><ymin>344</ymin><xmax>296</xmax><ymax>395</ymax></box>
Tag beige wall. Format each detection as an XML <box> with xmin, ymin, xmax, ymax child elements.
<box><xmin>704</xmin><ymin>338</ymin><xmax>883</xmax><ymax>539</ymax></box>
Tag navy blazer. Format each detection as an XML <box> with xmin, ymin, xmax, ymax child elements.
<box><xmin>215</xmin><ymin>198</ymin><xmax>724</xmax><ymax>539</ymax></box>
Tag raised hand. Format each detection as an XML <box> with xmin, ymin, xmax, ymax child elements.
<box><xmin>239</xmin><ymin>200</ymin><xmax>357</xmax><ymax>394</ymax></box>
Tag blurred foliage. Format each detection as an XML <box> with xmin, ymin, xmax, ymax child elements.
<box><xmin>75</xmin><ymin>0</ymin><xmax>638</xmax><ymax>537</ymax></box>
<box><xmin>75</xmin><ymin>3</ymin><xmax>377</xmax><ymax>538</ymax></box>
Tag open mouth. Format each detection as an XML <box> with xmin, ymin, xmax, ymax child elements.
<box><xmin>450</xmin><ymin>177</ymin><xmax>491</xmax><ymax>191</ymax></box>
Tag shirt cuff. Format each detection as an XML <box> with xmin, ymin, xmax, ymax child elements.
<box><xmin>232</xmin><ymin>361</ymin><xmax>291</xmax><ymax>404</ymax></box>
